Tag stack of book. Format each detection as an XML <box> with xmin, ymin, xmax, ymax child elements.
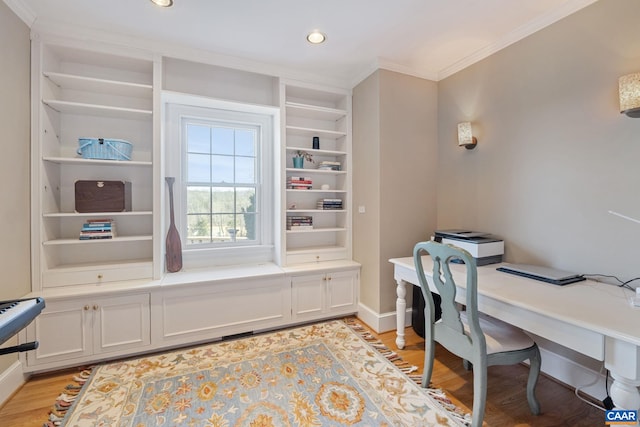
<box><xmin>318</xmin><ymin>161</ymin><xmax>341</xmax><ymax>171</ymax></box>
<box><xmin>79</xmin><ymin>218</ymin><xmax>116</xmax><ymax>240</ymax></box>
<box><xmin>287</xmin><ymin>215</ymin><xmax>313</xmax><ymax>230</ymax></box>
<box><xmin>317</xmin><ymin>198</ymin><xmax>343</xmax><ymax>210</ymax></box>
<box><xmin>287</xmin><ymin>176</ymin><xmax>313</xmax><ymax>190</ymax></box>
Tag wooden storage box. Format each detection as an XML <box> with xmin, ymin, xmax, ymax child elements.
<box><xmin>75</xmin><ymin>180</ymin><xmax>132</xmax><ymax>213</ymax></box>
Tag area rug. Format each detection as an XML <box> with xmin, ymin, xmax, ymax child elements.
<box><xmin>48</xmin><ymin>319</ymin><xmax>469</xmax><ymax>426</ymax></box>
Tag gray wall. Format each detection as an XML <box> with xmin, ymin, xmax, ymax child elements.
<box><xmin>353</xmin><ymin>70</ymin><xmax>438</xmax><ymax>314</ymax></box>
<box><xmin>437</xmin><ymin>0</ymin><xmax>640</xmax><ymax>281</ymax></box>
<box><xmin>353</xmin><ymin>72</ymin><xmax>382</xmax><ymax>311</ymax></box>
<box><xmin>0</xmin><ymin>4</ymin><xmax>32</xmax><ymax>370</ymax></box>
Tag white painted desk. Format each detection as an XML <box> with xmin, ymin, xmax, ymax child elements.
<box><xmin>389</xmin><ymin>256</ymin><xmax>640</xmax><ymax>410</ymax></box>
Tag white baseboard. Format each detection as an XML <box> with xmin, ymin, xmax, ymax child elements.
<box><xmin>357</xmin><ymin>302</ymin><xmax>411</xmax><ymax>333</ymax></box>
<box><xmin>538</xmin><ymin>346</ymin><xmax>607</xmax><ymax>402</ymax></box>
<box><xmin>0</xmin><ymin>361</ymin><xmax>27</xmax><ymax>407</ymax></box>
<box><xmin>358</xmin><ymin>306</ymin><xmax>608</xmax><ymax>403</ymax></box>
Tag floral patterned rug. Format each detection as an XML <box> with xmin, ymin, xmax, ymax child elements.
<box><xmin>48</xmin><ymin>319</ymin><xmax>469</xmax><ymax>426</ymax></box>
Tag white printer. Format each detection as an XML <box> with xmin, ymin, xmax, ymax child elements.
<box><xmin>433</xmin><ymin>230</ymin><xmax>504</xmax><ymax>266</ymax></box>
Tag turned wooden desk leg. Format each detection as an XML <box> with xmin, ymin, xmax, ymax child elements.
<box><xmin>606</xmin><ymin>338</ymin><xmax>640</xmax><ymax>409</ymax></box>
<box><xmin>395</xmin><ymin>279</ymin><xmax>407</xmax><ymax>350</ymax></box>
<box><xmin>609</xmin><ymin>373</ymin><xmax>640</xmax><ymax>409</ymax></box>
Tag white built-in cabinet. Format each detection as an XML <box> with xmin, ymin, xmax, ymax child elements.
<box><xmin>24</xmin><ymin>292</ymin><xmax>150</xmax><ymax>370</ymax></box>
<box><xmin>290</xmin><ymin>268</ymin><xmax>359</xmax><ymax>321</ymax></box>
<box><xmin>23</xmin><ymin>35</ymin><xmax>358</xmax><ymax>374</ymax></box>
<box><xmin>152</xmin><ymin>268</ymin><xmax>291</xmax><ymax>345</ymax></box>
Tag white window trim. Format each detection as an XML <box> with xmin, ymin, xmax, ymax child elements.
<box><xmin>162</xmin><ymin>91</ymin><xmax>280</xmax><ymax>268</ymax></box>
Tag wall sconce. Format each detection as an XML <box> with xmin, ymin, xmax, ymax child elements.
<box><xmin>457</xmin><ymin>122</ymin><xmax>477</xmax><ymax>149</ymax></box>
<box><xmin>150</xmin><ymin>0</ymin><xmax>173</xmax><ymax>7</ymax></box>
<box><xmin>619</xmin><ymin>73</ymin><xmax>640</xmax><ymax>118</ymax></box>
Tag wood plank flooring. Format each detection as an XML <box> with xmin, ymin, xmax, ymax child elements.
<box><xmin>0</xmin><ymin>320</ymin><xmax>606</xmax><ymax>426</ymax></box>
<box><xmin>368</xmin><ymin>322</ymin><xmax>606</xmax><ymax>426</ymax></box>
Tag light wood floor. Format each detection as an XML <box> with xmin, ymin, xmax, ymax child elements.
<box><xmin>0</xmin><ymin>321</ymin><xmax>606</xmax><ymax>426</ymax></box>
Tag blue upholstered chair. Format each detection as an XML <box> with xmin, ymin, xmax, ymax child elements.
<box><xmin>413</xmin><ymin>241</ymin><xmax>541</xmax><ymax>427</ymax></box>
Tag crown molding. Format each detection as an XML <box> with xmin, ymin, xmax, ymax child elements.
<box><xmin>30</xmin><ymin>20</ymin><xmax>351</xmax><ymax>90</ymax></box>
<box><xmin>2</xmin><ymin>0</ymin><xmax>36</xmax><ymax>26</ymax></box>
<box><xmin>10</xmin><ymin>0</ymin><xmax>599</xmax><ymax>87</ymax></box>
<box><xmin>437</xmin><ymin>0</ymin><xmax>599</xmax><ymax>80</ymax></box>
<box><xmin>376</xmin><ymin>58</ymin><xmax>439</xmax><ymax>82</ymax></box>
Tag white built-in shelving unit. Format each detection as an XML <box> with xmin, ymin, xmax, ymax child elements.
<box><xmin>22</xmin><ymin>35</ymin><xmax>358</xmax><ymax>374</ymax></box>
<box><xmin>281</xmin><ymin>82</ymin><xmax>352</xmax><ymax>265</ymax></box>
<box><xmin>32</xmin><ymin>41</ymin><xmax>156</xmax><ymax>289</ymax></box>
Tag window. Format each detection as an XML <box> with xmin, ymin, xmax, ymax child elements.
<box><xmin>164</xmin><ymin>93</ymin><xmax>278</xmax><ymax>267</ymax></box>
<box><xmin>185</xmin><ymin>121</ymin><xmax>258</xmax><ymax>246</ymax></box>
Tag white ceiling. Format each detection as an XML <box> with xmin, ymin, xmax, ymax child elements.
<box><xmin>6</xmin><ymin>0</ymin><xmax>598</xmax><ymax>87</ymax></box>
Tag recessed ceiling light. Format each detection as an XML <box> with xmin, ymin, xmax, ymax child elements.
<box><xmin>150</xmin><ymin>0</ymin><xmax>173</xmax><ymax>7</ymax></box>
<box><xmin>307</xmin><ymin>31</ymin><xmax>326</xmax><ymax>44</ymax></box>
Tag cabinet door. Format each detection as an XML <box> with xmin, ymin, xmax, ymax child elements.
<box><xmin>26</xmin><ymin>299</ymin><xmax>92</xmax><ymax>366</ymax></box>
<box><xmin>326</xmin><ymin>269</ymin><xmax>358</xmax><ymax>314</ymax></box>
<box><xmin>291</xmin><ymin>273</ymin><xmax>326</xmax><ymax>320</ymax></box>
<box><xmin>156</xmin><ymin>277</ymin><xmax>290</xmax><ymax>345</ymax></box>
<box><xmin>93</xmin><ymin>293</ymin><xmax>150</xmax><ymax>354</ymax></box>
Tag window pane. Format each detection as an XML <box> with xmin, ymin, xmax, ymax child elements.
<box><xmin>236</xmin><ymin>188</ymin><xmax>256</xmax><ymax>213</ymax></box>
<box><xmin>211</xmin><ymin>214</ymin><xmax>235</xmax><ymax>241</ymax></box>
<box><xmin>212</xmin><ymin>187</ymin><xmax>234</xmax><ymax>213</ymax></box>
<box><xmin>187</xmin><ymin>125</ymin><xmax>210</xmax><ymax>154</ymax></box>
<box><xmin>235</xmin><ymin>156</ymin><xmax>255</xmax><ymax>184</ymax></box>
<box><xmin>236</xmin><ymin>129</ymin><xmax>256</xmax><ymax>156</ymax></box>
<box><xmin>241</xmin><ymin>212</ymin><xmax>256</xmax><ymax>241</ymax></box>
<box><xmin>186</xmin><ymin>186</ymin><xmax>210</xmax><ymax>214</ymax></box>
<box><xmin>212</xmin><ymin>127</ymin><xmax>234</xmax><ymax>155</ymax></box>
<box><xmin>212</xmin><ymin>155</ymin><xmax>234</xmax><ymax>183</ymax></box>
<box><xmin>188</xmin><ymin>153</ymin><xmax>211</xmax><ymax>182</ymax></box>
<box><xmin>187</xmin><ymin>214</ymin><xmax>211</xmax><ymax>245</ymax></box>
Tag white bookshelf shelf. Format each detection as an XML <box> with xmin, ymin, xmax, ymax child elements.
<box><xmin>43</xmin><ymin>72</ymin><xmax>152</xmax><ymax>98</ymax></box>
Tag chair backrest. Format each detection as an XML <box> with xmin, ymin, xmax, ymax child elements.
<box><xmin>413</xmin><ymin>241</ymin><xmax>487</xmax><ymax>359</ymax></box>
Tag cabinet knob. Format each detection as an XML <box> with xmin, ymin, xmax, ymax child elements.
<box><xmin>84</xmin><ymin>305</ymin><xmax>90</xmax><ymax>311</ymax></box>
<box><xmin>327</xmin><ymin>276</ymin><xmax>332</xmax><ymax>281</ymax></box>
<box><xmin>316</xmin><ymin>256</ymin><xmax>320</xmax><ymax>261</ymax></box>
<box><xmin>97</xmin><ymin>274</ymin><xmax>103</xmax><ymax>279</ymax></box>
<box><xmin>93</xmin><ymin>305</ymin><xmax>99</xmax><ymax>311</ymax></box>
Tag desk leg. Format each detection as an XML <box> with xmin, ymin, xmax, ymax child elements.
<box><xmin>606</xmin><ymin>338</ymin><xmax>640</xmax><ymax>409</ymax></box>
<box><xmin>609</xmin><ymin>373</ymin><xmax>640</xmax><ymax>410</ymax></box>
<box><xmin>395</xmin><ymin>279</ymin><xmax>407</xmax><ymax>349</ymax></box>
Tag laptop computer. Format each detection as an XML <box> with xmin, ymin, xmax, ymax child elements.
<box><xmin>496</xmin><ymin>263</ymin><xmax>585</xmax><ymax>286</ymax></box>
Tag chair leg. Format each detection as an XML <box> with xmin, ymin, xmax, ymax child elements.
<box><xmin>471</xmin><ymin>360</ymin><xmax>488</xmax><ymax>427</ymax></box>
<box><xmin>422</xmin><ymin>339</ymin><xmax>436</xmax><ymax>388</ymax></box>
<box><xmin>526</xmin><ymin>345</ymin><xmax>542</xmax><ymax>415</ymax></box>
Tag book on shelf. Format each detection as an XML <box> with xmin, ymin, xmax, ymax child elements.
<box><xmin>79</xmin><ymin>233</ymin><xmax>114</xmax><ymax>240</ymax></box>
<box><xmin>79</xmin><ymin>218</ymin><xmax>116</xmax><ymax>240</ymax></box>
<box><xmin>287</xmin><ymin>215</ymin><xmax>313</xmax><ymax>230</ymax></box>
<box><xmin>83</xmin><ymin>219</ymin><xmax>115</xmax><ymax>227</ymax></box>
<box><xmin>287</xmin><ymin>176</ymin><xmax>313</xmax><ymax>189</ymax></box>
<box><xmin>317</xmin><ymin>198</ymin><xmax>343</xmax><ymax>210</ymax></box>
<box><xmin>318</xmin><ymin>161</ymin><xmax>341</xmax><ymax>171</ymax></box>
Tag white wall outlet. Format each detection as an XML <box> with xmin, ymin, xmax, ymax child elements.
<box><xmin>358</xmin><ymin>205</ymin><xmax>365</xmax><ymax>214</ymax></box>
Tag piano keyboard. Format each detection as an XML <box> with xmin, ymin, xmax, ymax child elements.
<box><xmin>0</xmin><ymin>297</ymin><xmax>45</xmax><ymax>346</ymax></box>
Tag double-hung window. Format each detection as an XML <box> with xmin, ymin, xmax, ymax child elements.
<box><xmin>164</xmin><ymin>93</ymin><xmax>277</xmax><ymax>267</ymax></box>
<box><xmin>185</xmin><ymin>120</ymin><xmax>258</xmax><ymax>245</ymax></box>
